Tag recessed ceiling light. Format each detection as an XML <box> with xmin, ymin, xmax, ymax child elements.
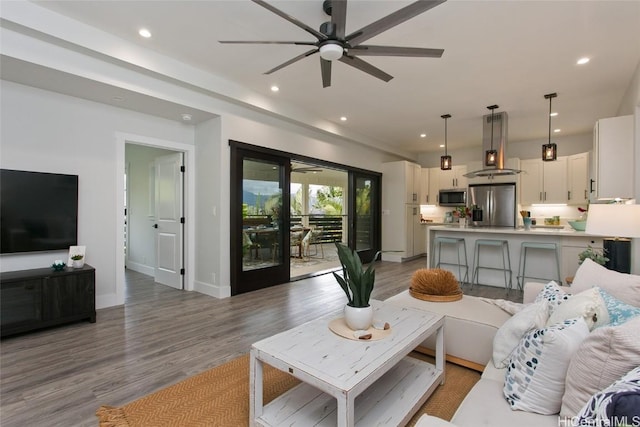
<box><xmin>270</xmin><ymin>85</ymin><xmax>279</xmax><ymax>92</ymax></box>
<box><xmin>420</xmin><ymin>133</ymin><xmax>427</xmax><ymax>138</ymax></box>
<box><xmin>139</xmin><ymin>28</ymin><xmax>152</xmax><ymax>38</ymax></box>
<box><xmin>181</xmin><ymin>113</ymin><xmax>192</xmax><ymax>121</ymax></box>
<box><xmin>340</xmin><ymin>116</ymin><xmax>347</xmax><ymax>121</ymax></box>
<box><xmin>577</xmin><ymin>57</ymin><xmax>590</xmax><ymax>65</ymax></box>
<box><xmin>550</xmin><ymin>112</ymin><xmax>558</xmax><ymax>117</ymax></box>
<box><xmin>554</xmin><ymin>128</ymin><xmax>561</xmax><ymax>133</ymax></box>
<box><xmin>439</xmin><ymin>144</ymin><xmax>445</xmax><ymax>148</ymax></box>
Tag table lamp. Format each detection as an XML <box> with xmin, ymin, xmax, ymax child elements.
<box><xmin>585</xmin><ymin>203</ymin><xmax>640</xmax><ymax>273</ymax></box>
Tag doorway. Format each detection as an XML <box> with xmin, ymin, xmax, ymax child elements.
<box><xmin>229</xmin><ymin>141</ymin><xmax>381</xmax><ymax>296</ymax></box>
<box><xmin>116</xmin><ymin>133</ymin><xmax>196</xmax><ymax>307</ymax></box>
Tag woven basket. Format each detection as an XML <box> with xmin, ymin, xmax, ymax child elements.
<box><xmin>409</xmin><ymin>287</ymin><xmax>463</xmax><ymax>302</ymax></box>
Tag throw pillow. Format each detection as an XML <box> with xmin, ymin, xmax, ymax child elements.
<box><xmin>546</xmin><ymin>287</ymin><xmax>609</xmax><ymax>330</ymax></box>
<box><xmin>534</xmin><ymin>281</ymin><xmax>570</xmax><ymax>314</ymax></box>
<box><xmin>596</xmin><ymin>287</ymin><xmax>640</xmax><ymax>327</ymax></box>
<box><xmin>572</xmin><ymin>258</ymin><xmax>640</xmax><ymax>307</ymax></box>
<box><xmin>560</xmin><ymin>316</ymin><xmax>640</xmax><ymax>418</ymax></box>
<box><xmin>492</xmin><ymin>299</ymin><xmax>550</xmax><ymax>368</ymax></box>
<box><xmin>577</xmin><ymin>366</ymin><xmax>640</xmax><ymax>427</ymax></box>
<box><xmin>503</xmin><ymin>317</ymin><xmax>590</xmax><ymax>415</ymax></box>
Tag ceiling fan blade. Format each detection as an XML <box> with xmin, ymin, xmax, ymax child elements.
<box><xmin>219</xmin><ymin>40</ymin><xmax>317</xmax><ymax>46</ymax></box>
<box><xmin>339</xmin><ymin>55</ymin><xmax>393</xmax><ymax>82</ymax></box>
<box><xmin>346</xmin><ymin>0</ymin><xmax>446</xmax><ymax>46</ymax></box>
<box><xmin>321</xmin><ymin>58</ymin><xmax>332</xmax><ymax>88</ymax></box>
<box><xmin>252</xmin><ymin>0</ymin><xmax>327</xmax><ymax>41</ymax></box>
<box><xmin>264</xmin><ymin>48</ymin><xmax>318</xmax><ymax>74</ymax></box>
<box><xmin>331</xmin><ymin>0</ymin><xmax>348</xmax><ymax>39</ymax></box>
<box><xmin>349</xmin><ymin>45</ymin><xmax>444</xmax><ymax>57</ymax></box>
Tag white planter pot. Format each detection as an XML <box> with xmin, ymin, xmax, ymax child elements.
<box><xmin>344</xmin><ymin>304</ymin><xmax>373</xmax><ymax>330</ymax></box>
<box><xmin>72</xmin><ymin>260</ymin><xmax>84</xmax><ymax>268</ymax></box>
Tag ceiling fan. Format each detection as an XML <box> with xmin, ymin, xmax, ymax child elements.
<box><xmin>220</xmin><ymin>0</ymin><xmax>446</xmax><ymax>88</ymax></box>
<box><xmin>291</xmin><ymin>164</ymin><xmax>323</xmax><ymax>173</ymax></box>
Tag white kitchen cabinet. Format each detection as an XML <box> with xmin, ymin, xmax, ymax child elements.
<box><xmin>427</xmin><ymin>167</ymin><xmax>440</xmax><ymax>205</ymax></box>
<box><xmin>406</xmin><ymin>204</ymin><xmax>425</xmax><ymax>256</ymax></box>
<box><xmin>419</xmin><ymin>168</ymin><xmax>430</xmax><ymax>205</ymax></box>
<box><xmin>567</xmin><ymin>152</ymin><xmax>590</xmax><ymax>206</ymax></box>
<box><xmin>592</xmin><ymin>115</ymin><xmax>634</xmax><ymax>200</ymax></box>
<box><xmin>438</xmin><ymin>165</ymin><xmax>467</xmax><ymax>190</ymax></box>
<box><xmin>519</xmin><ymin>157</ymin><xmax>567</xmax><ymax>205</ymax></box>
<box><xmin>381</xmin><ymin>160</ymin><xmax>425</xmax><ymax>262</ymax></box>
<box><xmin>561</xmin><ymin>236</ymin><xmax>604</xmax><ymax>281</ymax></box>
<box><xmin>382</xmin><ymin>160</ymin><xmax>422</xmax><ymax>204</ymax></box>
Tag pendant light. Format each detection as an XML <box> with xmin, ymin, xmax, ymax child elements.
<box><xmin>542</xmin><ymin>92</ymin><xmax>558</xmax><ymax>161</ymax></box>
<box><xmin>485</xmin><ymin>104</ymin><xmax>499</xmax><ymax>167</ymax></box>
<box><xmin>440</xmin><ymin>114</ymin><xmax>452</xmax><ymax>170</ymax></box>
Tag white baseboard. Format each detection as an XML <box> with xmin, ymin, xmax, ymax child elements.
<box><xmin>126</xmin><ymin>260</ymin><xmax>154</xmax><ymax>277</ymax></box>
<box><xmin>194</xmin><ymin>280</ymin><xmax>231</xmax><ymax>299</ymax></box>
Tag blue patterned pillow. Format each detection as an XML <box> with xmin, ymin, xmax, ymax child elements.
<box><xmin>597</xmin><ymin>287</ymin><xmax>640</xmax><ymax>327</ymax></box>
<box><xmin>503</xmin><ymin>317</ymin><xmax>590</xmax><ymax>415</ymax></box>
<box><xmin>535</xmin><ymin>281</ymin><xmax>571</xmax><ymax>313</ymax></box>
<box><xmin>577</xmin><ymin>366</ymin><xmax>640</xmax><ymax>426</ymax></box>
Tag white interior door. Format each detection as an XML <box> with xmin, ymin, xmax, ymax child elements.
<box><xmin>154</xmin><ymin>153</ymin><xmax>184</xmax><ymax>289</ymax></box>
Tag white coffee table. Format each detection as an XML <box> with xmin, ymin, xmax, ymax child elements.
<box><xmin>249</xmin><ymin>300</ymin><xmax>445</xmax><ymax>427</ymax></box>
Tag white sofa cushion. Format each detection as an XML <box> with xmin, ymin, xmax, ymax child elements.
<box><xmin>385</xmin><ymin>291</ymin><xmax>511</xmax><ymax>367</ymax></box>
<box><xmin>492</xmin><ymin>299</ymin><xmax>550</xmax><ymax>368</ymax></box>
<box><xmin>452</xmin><ymin>378</ymin><xmax>558</xmax><ymax>427</ymax></box>
<box><xmin>560</xmin><ymin>316</ymin><xmax>640</xmax><ymax>418</ymax></box>
<box><xmin>572</xmin><ymin>258</ymin><xmax>640</xmax><ymax>307</ymax></box>
<box><xmin>504</xmin><ymin>317</ymin><xmax>590</xmax><ymax>415</ymax></box>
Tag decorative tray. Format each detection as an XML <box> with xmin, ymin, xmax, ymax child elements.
<box><xmin>328</xmin><ymin>318</ymin><xmax>392</xmax><ymax>341</ymax></box>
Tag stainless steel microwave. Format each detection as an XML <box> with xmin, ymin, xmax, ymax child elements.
<box><xmin>439</xmin><ymin>189</ymin><xmax>467</xmax><ymax>206</ymax></box>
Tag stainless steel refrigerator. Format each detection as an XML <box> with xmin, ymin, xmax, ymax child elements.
<box><xmin>469</xmin><ymin>183</ymin><xmax>516</xmax><ymax>227</ymax></box>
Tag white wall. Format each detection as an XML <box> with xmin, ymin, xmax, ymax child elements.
<box><xmin>0</xmin><ymin>81</ymin><xmax>195</xmax><ymax>308</ymax></box>
<box><xmin>125</xmin><ymin>144</ymin><xmax>176</xmax><ymax>276</ymax></box>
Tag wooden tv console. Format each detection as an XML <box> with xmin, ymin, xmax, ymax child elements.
<box><xmin>0</xmin><ymin>265</ymin><xmax>96</xmax><ymax>338</ymax></box>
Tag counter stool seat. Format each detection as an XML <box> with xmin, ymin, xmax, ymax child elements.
<box><xmin>471</xmin><ymin>239</ymin><xmax>512</xmax><ymax>291</ymax></box>
<box><xmin>432</xmin><ymin>237</ymin><xmax>469</xmax><ymax>284</ymax></box>
<box><xmin>517</xmin><ymin>242</ymin><xmax>561</xmax><ymax>290</ymax></box>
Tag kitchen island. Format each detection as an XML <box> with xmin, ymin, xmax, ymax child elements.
<box><xmin>427</xmin><ymin>225</ymin><xmax>603</xmax><ymax>289</ymax></box>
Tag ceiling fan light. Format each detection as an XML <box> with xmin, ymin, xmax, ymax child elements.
<box><xmin>319</xmin><ymin>43</ymin><xmax>343</xmax><ymax>61</ymax></box>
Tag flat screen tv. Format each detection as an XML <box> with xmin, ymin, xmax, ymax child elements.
<box><xmin>1</xmin><ymin>169</ymin><xmax>78</xmax><ymax>254</ymax></box>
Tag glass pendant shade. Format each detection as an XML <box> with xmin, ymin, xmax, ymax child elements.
<box><xmin>440</xmin><ymin>113</ymin><xmax>452</xmax><ymax>170</ymax></box>
<box><xmin>542</xmin><ymin>143</ymin><xmax>557</xmax><ymax>161</ymax></box>
<box><xmin>542</xmin><ymin>93</ymin><xmax>557</xmax><ymax>162</ymax></box>
<box><xmin>441</xmin><ymin>155</ymin><xmax>452</xmax><ymax>170</ymax></box>
<box><xmin>485</xmin><ymin>149</ymin><xmax>497</xmax><ymax>166</ymax></box>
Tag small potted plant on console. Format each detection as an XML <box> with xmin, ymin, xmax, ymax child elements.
<box><xmin>71</xmin><ymin>254</ymin><xmax>85</xmax><ymax>268</ymax></box>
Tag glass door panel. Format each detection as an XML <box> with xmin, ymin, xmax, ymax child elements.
<box><xmin>230</xmin><ymin>147</ymin><xmax>290</xmax><ymax>295</ymax></box>
<box><xmin>349</xmin><ymin>172</ymin><xmax>380</xmax><ymax>263</ymax></box>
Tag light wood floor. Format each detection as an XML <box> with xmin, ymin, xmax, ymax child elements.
<box><xmin>0</xmin><ymin>258</ymin><xmax>521</xmax><ymax>427</ymax></box>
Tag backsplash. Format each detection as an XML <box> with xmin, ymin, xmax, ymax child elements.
<box><xmin>420</xmin><ymin>204</ymin><xmax>585</xmax><ymax>226</ymax></box>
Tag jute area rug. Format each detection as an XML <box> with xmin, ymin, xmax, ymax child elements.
<box><xmin>96</xmin><ymin>352</ymin><xmax>480</xmax><ymax>427</ymax></box>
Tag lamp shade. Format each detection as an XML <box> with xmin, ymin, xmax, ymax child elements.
<box><xmin>585</xmin><ymin>204</ymin><xmax>640</xmax><ymax>238</ymax></box>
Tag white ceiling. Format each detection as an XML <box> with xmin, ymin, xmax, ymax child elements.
<box><xmin>17</xmin><ymin>1</ymin><xmax>640</xmax><ymax>155</ymax></box>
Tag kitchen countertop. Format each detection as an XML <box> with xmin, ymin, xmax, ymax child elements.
<box><xmin>428</xmin><ymin>224</ymin><xmax>600</xmax><ymax>237</ymax></box>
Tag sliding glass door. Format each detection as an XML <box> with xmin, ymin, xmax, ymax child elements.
<box><xmin>230</xmin><ymin>147</ymin><xmax>290</xmax><ymax>295</ymax></box>
<box><xmin>349</xmin><ymin>172</ymin><xmax>381</xmax><ymax>263</ymax></box>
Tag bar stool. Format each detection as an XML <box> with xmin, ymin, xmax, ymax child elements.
<box><xmin>471</xmin><ymin>239</ymin><xmax>512</xmax><ymax>291</ymax></box>
<box><xmin>517</xmin><ymin>242</ymin><xmax>561</xmax><ymax>290</ymax></box>
<box><xmin>432</xmin><ymin>237</ymin><xmax>469</xmax><ymax>284</ymax></box>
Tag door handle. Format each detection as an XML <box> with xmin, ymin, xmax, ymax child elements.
<box><xmin>568</xmin><ymin>191</ymin><xmax>571</xmax><ymax>200</ymax></box>
<box><xmin>544</xmin><ymin>192</ymin><xmax>547</xmax><ymax>201</ymax></box>
<box><xmin>584</xmin><ymin>189</ymin><xmax>587</xmax><ymax>199</ymax></box>
<box><xmin>590</xmin><ymin>179</ymin><xmax>595</xmax><ymax>193</ymax></box>
<box><xmin>153</xmin><ymin>224</ymin><xmax>158</xmax><ymax>228</ymax></box>
<box><xmin>539</xmin><ymin>192</ymin><xmax>542</xmax><ymax>201</ymax></box>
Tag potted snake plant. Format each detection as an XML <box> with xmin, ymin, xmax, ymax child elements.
<box><xmin>333</xmin><ymin>242</ymin><xmax>380</xmax><ymax>330</ymax></box>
